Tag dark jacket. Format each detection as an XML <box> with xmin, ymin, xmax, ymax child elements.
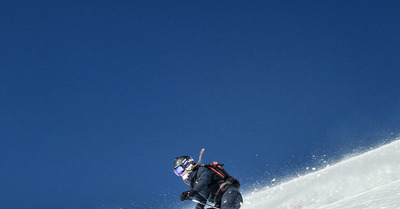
<box><xmin>188</xmin><ymin>166</ymin><xmax>223</xmax><ymax>205</ymax></box>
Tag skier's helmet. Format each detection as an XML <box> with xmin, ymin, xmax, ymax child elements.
<box><xmin>173</xmin><ymin>156</ymin><xmax>194</xmax><ymax>176</ymax></box>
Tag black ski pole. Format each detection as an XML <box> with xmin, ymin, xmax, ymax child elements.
<box><xmin>191</xmin><ymin>199</ymin><xmax>220</xmax><ymax>209</ymax></box>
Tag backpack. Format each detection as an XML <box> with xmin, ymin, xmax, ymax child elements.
<box><xmin>204</xmin><ymin>161</ymin><xmax>240</xmax><ymax>187</ymax></box>
<box><xmin>199</xmin><ymin>161</ymin><xmax>240</xmax><ymax>205</ymax></box>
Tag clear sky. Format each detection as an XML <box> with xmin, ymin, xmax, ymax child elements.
<box><xmin>1</xmin><ymin>1</ymin><xmax>399</xmax><ymax>209</ymax></box>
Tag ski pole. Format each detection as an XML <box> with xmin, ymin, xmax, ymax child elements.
<box><xmin>191</xmin><ymin>199</ymin><xmax>220</xmax><ymax>209</ymax></box>
<box><xmin>195</xmin><ymin>148</ymin><xmax>205</xmax><ymax>167</ymax></box>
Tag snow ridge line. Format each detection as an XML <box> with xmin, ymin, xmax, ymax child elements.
<box><xmin>314</xmin><ymin>178</ymin><xmax>400</xmax><ymax>209</ymax></box>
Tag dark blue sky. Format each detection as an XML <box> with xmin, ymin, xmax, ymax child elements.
<box><xmin>1</xmin><ymin>1</ymin><xmax>400</xmax><ymax>209</ymax></box>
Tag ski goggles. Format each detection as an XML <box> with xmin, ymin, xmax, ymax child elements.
<box><xmin>174</xmin><ymin>166</ymin><xmax>186</xmax><ymax>176</ymax></box>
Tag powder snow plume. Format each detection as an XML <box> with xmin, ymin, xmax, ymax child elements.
<box><xmin>242</xmin><ymin>138</ymin><xmax>400</xmax><ymax>209</ymax></box>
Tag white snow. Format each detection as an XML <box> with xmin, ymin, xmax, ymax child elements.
<box><xmin>242</xmin><ymin>138</ymin><xmax>400</xmax><ymax>209</ymax></box>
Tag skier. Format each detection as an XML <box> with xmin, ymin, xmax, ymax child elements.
<box><xmin>173</xmin><ymin>152</ymin><xmax>243</xmax><ymax>209</ymax></box>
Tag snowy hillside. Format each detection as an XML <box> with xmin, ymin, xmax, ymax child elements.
<box><xmin>242</xmin><ymin>138</ymin><xmax>400</xmax><ymax>209</ymax></box>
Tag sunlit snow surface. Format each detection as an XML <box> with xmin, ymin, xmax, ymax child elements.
<box><xmin>242</xmin><ymin>138</ymin><xmax>400</xmax><ymax>209</ymax></box>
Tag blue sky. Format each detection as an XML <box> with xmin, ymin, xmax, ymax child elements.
<box><xmin>1</xmin><ymin>1</ymin><xmax>400</xmax><ymax>209</ymax></box>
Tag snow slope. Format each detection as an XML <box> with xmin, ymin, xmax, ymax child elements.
<box><xmin>242</xmin><ymin>138</ymin><xmax>400</xmax><ymax>209</ymax></box>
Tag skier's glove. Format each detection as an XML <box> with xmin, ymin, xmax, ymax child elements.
<box><xmin>180</xmin><ymin>190</ymin><xmax>192</xmax><ymax>201</ymax></box>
